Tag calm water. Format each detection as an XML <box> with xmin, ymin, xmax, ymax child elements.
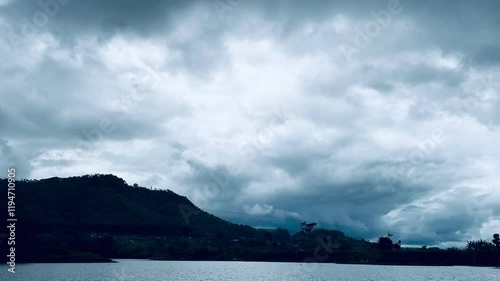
<box><xmin>1</xmin><ymin>259</ymin><xmax>499</xmax><ymax>281</ymax></box>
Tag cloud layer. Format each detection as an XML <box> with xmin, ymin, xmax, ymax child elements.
<box><xmin>1</xmin><ymin>0</ymin><xmax>500</xmax><ymax>246</ymax></box>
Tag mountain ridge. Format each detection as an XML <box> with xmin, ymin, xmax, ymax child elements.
<box><xmin>1</xmin><ymin>174</ymin><xmax>499</xmax><ymax>266</ymax></box>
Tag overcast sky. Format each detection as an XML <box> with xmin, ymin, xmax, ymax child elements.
<box><xmin>1</xmin><ymin>0</ymin><xmax>500</xmax><ymax>246</ymax></box>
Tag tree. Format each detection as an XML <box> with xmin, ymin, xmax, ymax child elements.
<box><xmin>466</xmin><ymin>239</ymin><xmax>494</xmax><ymax>251</ymax></box>
<box><xmin>377</xmin><ymin>236</ymin><xmax>393</xmax><ymax>251</ymax></box>
<box><xmin>300</xmin><ymin>221</ymin><xmax>317</xmax><ymax>252</ymax></box>
<box><xmin>494</xmin><ymin>234</ymin><xmax>500</xmax><ymax>267</ymax></box>
<box><xmin>394</xmin><ymin>240</ymin><xmax>402</xmax><ymax>250</ymax></box>
<box><xmin>300</xmin><ymin>221</ymin><xmax>317</xmax><ymax>233</ymax></box>
<box><xmin>273</xmin><ymin>228</ymin><xmax>291</xmax><ymax>243</ymax></box>
<box><xmin>493</xmin><ymin>233</ymin><xmax>500</xmax><ymax>249</ymax></box>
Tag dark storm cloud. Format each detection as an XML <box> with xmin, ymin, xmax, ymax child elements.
<box><xmin>1</xmin><ymin>0</ymin><xmax>500</xmax><ymax>247</ymax></box>
<box><xmin>472</xmin><ymin>44</ymin><xmax>500</xmax><ymax>67</ymax></box>
<box><xmin>1</xmin><ymin>0</ymin><xmax>193</xmax><ymax>39</ymax></box>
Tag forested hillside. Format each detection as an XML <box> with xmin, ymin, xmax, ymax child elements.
<box><xmin>1</xmin><ymin>174</ymin><xmax>498</xmax><ymax>266</ymax></box>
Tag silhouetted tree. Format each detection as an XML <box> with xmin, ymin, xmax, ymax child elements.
<box><xmin>493</xmin><ymin>234</ymin><xmax>500</xmax><ymax>267</ymax></box>
<box><xmin>300</xmin><ymin>221</ymin><xmax>317</xmax><ymax>233</ymax></box>
<box><xmin>377</xmin><ymin>237</ymin><xmax>393</xmax><ymax>251</ymax></box>
<box><xmin>493</xmin><ymin>233</ymin><xmax>500</xmax><ymax>249</ymax></box>
<box><xmin>273</xmin><ymin>228</ymin><xmax>291</xmax><ymax>243</ymax></box>
<box><xmin>300</xmin><ymin>221</ymin><xmax>317</xmax><ymax>252</ymax></box>
<box><xmin>394</xmin><ymin>240</ymin><xmax>402</xmax><ymax>250</ymax></box>
<box><xmin>466</xmin><ymin>239</ymin><xmax>494</xmax><ymax>251</ymax></box>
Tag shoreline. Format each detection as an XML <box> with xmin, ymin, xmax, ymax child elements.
<box><xmin>7</xmin><ymin>257</ymin><xmax>499</xmax><ymax>268</ymax></box>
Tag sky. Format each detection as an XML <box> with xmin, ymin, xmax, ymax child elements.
<box><xmin>1</xmin><ymin>0</ymin><xmax>500</xmax><ymax>247</ymax></box>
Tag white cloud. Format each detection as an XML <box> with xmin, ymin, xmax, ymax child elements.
<box><xmin>2</xmin><ymin>0</ymin><xmax>500</xmax><ymax>245</ymax></box>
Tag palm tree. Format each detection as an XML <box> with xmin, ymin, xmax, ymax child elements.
<box><xmin>466</xmin><ymin>239</ymin><xmax>494</xmax><ymax>251</ymax></box>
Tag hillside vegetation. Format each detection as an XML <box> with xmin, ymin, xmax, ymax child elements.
<box><xmin>1</xmin><ymin>174</ymin><xmax>498</xmax><ymax>266</ymax></box>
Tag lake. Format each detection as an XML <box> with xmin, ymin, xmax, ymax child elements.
<box><xmin>1</xmin><ymin>259</ymin><xmax>498</xmax><ymax>280</ymax></box>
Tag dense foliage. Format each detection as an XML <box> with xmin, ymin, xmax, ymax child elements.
<box><xmin>1</xmin><ymin>175</ymin><xmax>499</xmax><ymax>266</ymax></box>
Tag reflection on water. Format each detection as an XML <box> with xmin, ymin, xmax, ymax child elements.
<box><xmin>1</xmin><ymin>259</ymin><xmax>499</xmax><ymax>281</ymax></box>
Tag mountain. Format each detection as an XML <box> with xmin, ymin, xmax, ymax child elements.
<box><xmin>1</xmin><ymin>174</ymin><xmax>498</xmax><ymax>266</ymax></box>
<box><xmin>6</xmin><ymin>174</ymin><xmax>253</xmax><ymax>236</ymax></box>
<box><xmin>0</xmin><ymin>174</ymin><xmax>262</xmax><ymax>262</ymax></box>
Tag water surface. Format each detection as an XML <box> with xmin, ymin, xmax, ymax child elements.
<box><xmin>1</xmin><ymin>259</ymin><xmax>498</xmax><ymax>280</ymax></box>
